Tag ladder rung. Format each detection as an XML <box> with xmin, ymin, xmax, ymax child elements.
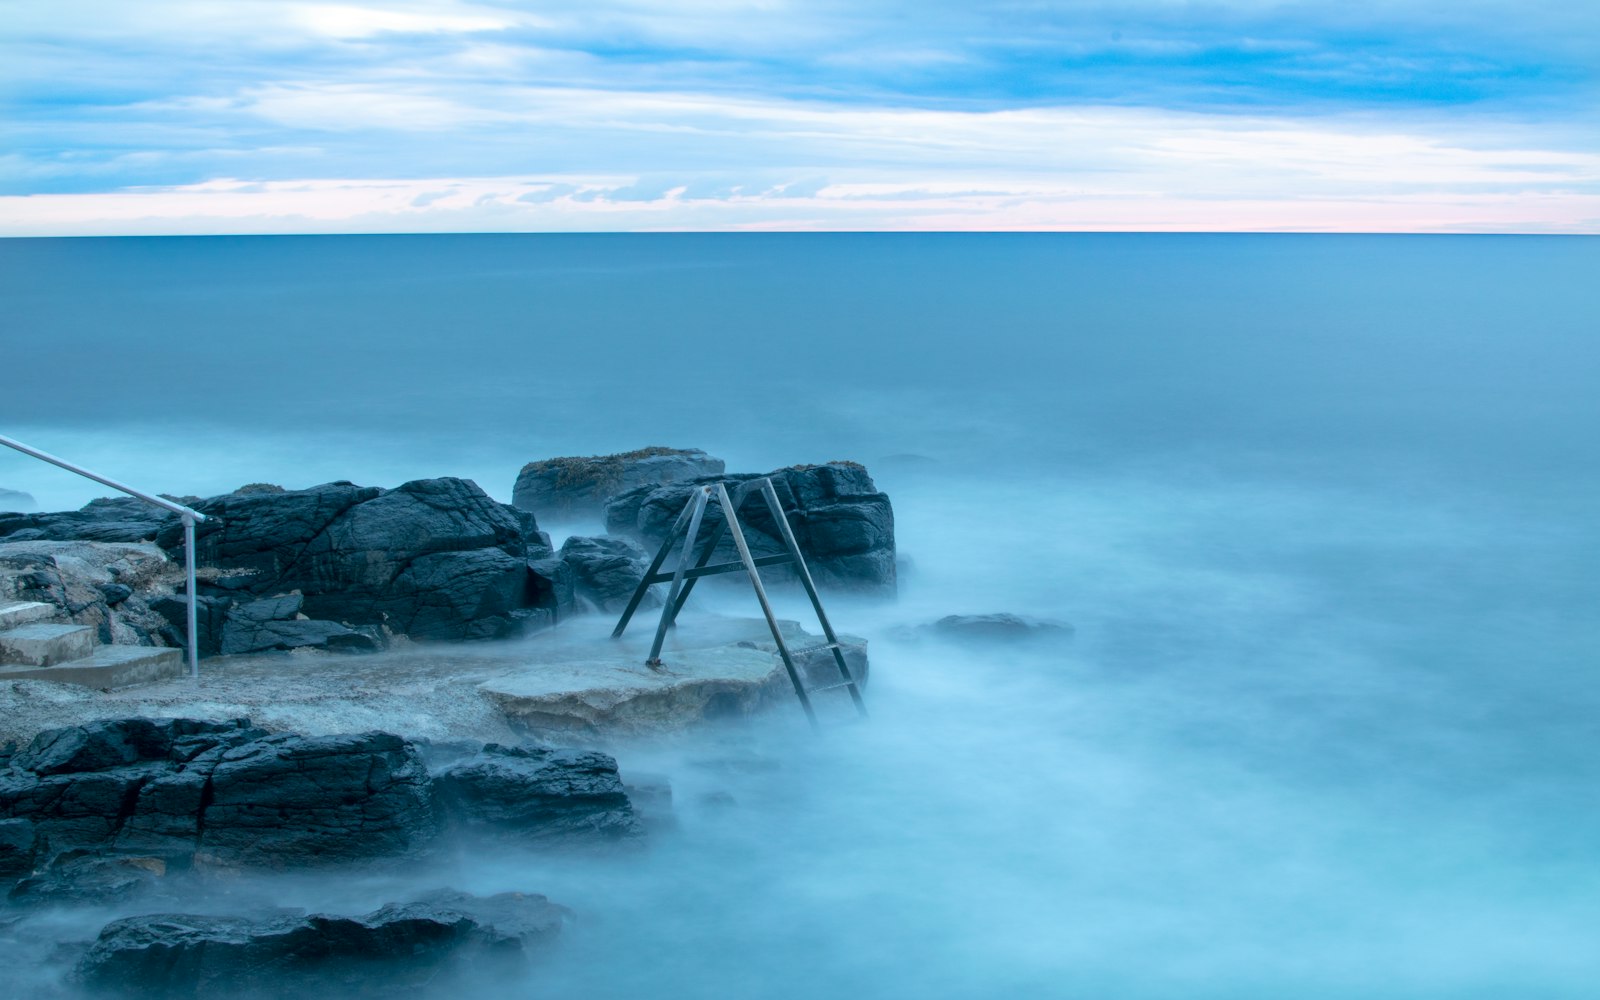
<box><xmin>786</xmin><ymin>642</ymin><xmax>841</xmax><ymax>656</ymax></box>
<box><xmin>644</xmin><ymin>553</ymin><xmax>793</xmax><ymax>585</ymax></box>
<box><xmin>807</xmin><ymin>680</ymin><xmax>858</xmax><ymax>694</ymax></box>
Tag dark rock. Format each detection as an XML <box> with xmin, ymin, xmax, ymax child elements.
<box><xmin>216</xmin><ymin>594</ymin><xmax>384</xmax><ymax>655</ymax></box>
<box><xmin>435</xmin><ymin>744</ymin><xmax>643</xmax><ymax>842</ymax></box>
<box><xmin>0</xmin><ymin>817</ymin><xmax>38</xmax><ymax>880</ymax></box>
<box><xmin>606</xmin><ymin>462</ymin><xmax>896</xmax><ymax>592</ymax></box>
<box><xmin>526</xmin><ymin>555</ymin><xmax>576</xmax><ymax>621</ymax></box>
<box><xmin>73</xmin><ymin>888</ymin><xmax>565</xmax><ymax>997</ymax></box>
<box><xmin>155</xmin><ymin>477</ymin><xmax>561</xmax><ymax>643</ymax></box>
<box><xmin>513</xmin><ymin>447</ymin><xmax>725</xmax><ymax>520</ymax></box>
<box><xmin>98</xmin><ymin>582</ymin><xmax>133</xmax><ymax>606</ymax></box>
<box><xmin>152</xmin><ymin>594</ymin><xmax>230</xmax><ymax>659</ymax></box>
<box><xmin>233</xmin><ymin>483</ymin><xmax>286</xmax><ymax>495</ymax></box>
<box><xmin>0</xmin><ymin>495</ymin><xmax>177</xmax><ymax>543</ymax></box>
<box><xmin>199</xmin><ymin>731</ymin><xmax>440</xmax><ymax>867</ymax></box>
<box><xmin>8</xmin><ymin>854</ymin><xmax>166</xmax><ymax>906</ymax></box>
<box><xmin>928</xmin><ymin>613</ymin><xmax>1076</xmax><ymax>643</ymax></box>
<box><xmin>558</xmin><ymin>535</ymin><xmax>655</xmax><ymax>613</ymax></box>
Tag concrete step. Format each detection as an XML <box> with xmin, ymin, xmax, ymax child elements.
<box><xmin>0</xmin><ymin>622</ymin><xmax>97</xmax><ymax>667</ymax></box>
<box><xmin>0</xmin><ymin>645</ymin><xmax>184</xmax><ymax>690</ymax></box>
<box><xmin>0</xmin><ymin>600</ymin><xmax>60</xmax><ymax>631</ymax></box>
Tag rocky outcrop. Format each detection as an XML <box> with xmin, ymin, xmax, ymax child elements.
<box><xmin>74</xmin><ymin>888</ymin><xmax>565</xmax><ymax>997</ymax></box>
<box><xmin>434</xmin><ymin>743</ymin><xmax>642</xmax><ymax>841</ymax></box>
<box><xmin>559</xmin><ymin>535</ymin><xmax>654</xmax><ymax>613</ymax></box>
<box><xmin>0</xmin><ymin>495</ymin><xmax>177</xmax><ymax>543</ymax></box>
<box><xmin>0</xmin><ymin>488</ymin><xmax>34</xmax><ymax>513</ymax></box>
<box><xmin>0</xmin><ymin>718</ymin><xmax>639</xmax><ymax>882</ymax></box>
<box><xmin>512</xmin><ymin>447</ymin><xmax>725</xmax><ymax>520</ymax></box>
<box><xmin>605</xmin><ymin>463</ymin><xmax>895</xmax><ymax>593</ymax></box>
<box><xmin>161</xmin><ymin>477</ymin><xmax>559</xmax><ymax>643</ymax></box>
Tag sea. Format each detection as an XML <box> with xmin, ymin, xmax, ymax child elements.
<box><xmin>2</xmin><ymin>233</ymin><xmax>1598</xmax><ymax>997</ymax></box>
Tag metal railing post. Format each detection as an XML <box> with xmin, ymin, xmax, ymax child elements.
<box><xmin>183</xmin><ymin>513</ymin><xmax>199</xmax><ymax>678</ymax></box>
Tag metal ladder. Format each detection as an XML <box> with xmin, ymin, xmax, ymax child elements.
<box><xmin>611</xmin><ymin>477</ymin><xmax>867</xmax><ymax>729</ymax></box>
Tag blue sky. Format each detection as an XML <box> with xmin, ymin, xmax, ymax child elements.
<box><xmin>2</xmin><ymin>1</ymin><xmax>1597</xmax><ymax>233</ymax></box>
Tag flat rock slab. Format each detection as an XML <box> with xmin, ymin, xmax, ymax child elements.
<box><xmin>480</xmin><ymin>615</ymin><xmax>867</xmax><ymax>736</ymax></box>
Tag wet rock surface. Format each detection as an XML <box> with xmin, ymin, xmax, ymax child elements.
<box><xmin>559</xmin><ymin>535</ymin><xmax>654</xmax><ymax>613</ymax></box>
<box><xmin>0</xmin><ymin>541</ymin><xmax>182</xmax><ymax>649</ymax></box>
<box><xmin>923</xmin><ymin>613</ymin><xmax>1076</xmax><ymax>643</ymax></box>
<box><xmin>605</xmin><ymin>462</ymin><xmax>896</xmax><ymax>593</ymax></box>
<box><xmin>512</xmin><ymin>447</ymin><xmax>724</xmax><ymax>520</ymax></box>
<box><xmin>74</xmin><ymin>888</ymin><xmax>566</xmax><ymax>998</ymax></box>
<box><xmin>0</xmin><ymin>717</ymin><xmax>639</xmax><ymax>884</ymax></box>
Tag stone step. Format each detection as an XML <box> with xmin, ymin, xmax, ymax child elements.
<box><xmin>0</xmin><ymin>600</ymin><xmax>59</xmax><ymax>631</ymax></box>
<box><xmin>0</xmin><ymin>645</ymin><xmax>184</xmax><ymax>690</ymax></box>
<box><xmin>0</xmin><ymin>622</ymin><xmax>97</xmax><ymax>667</ymax></box>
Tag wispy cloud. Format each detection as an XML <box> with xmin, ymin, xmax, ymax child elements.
<box><xmin>2</xmin><ymin>1</ymin><xmax>1596</xmax><ymax>232</ymax></box>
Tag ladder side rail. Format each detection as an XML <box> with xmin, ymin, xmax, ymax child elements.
<box><xmin>647</xmin><ymin>486</ymin><xmax>711</xmax><ymax>663</ymax></box>
<box><xmin>758</xmin><ymin>479</ymin><xmax>868</xmax><ymax>715</ymax></box>
<box><xmin>718</xmin><ymin>482</ymin><xmax>818</xmax><ymax>729</ymax></box>
<box><xmin>664</xmin><ymin>478</ymin><xmax>768</xmax><ymax>624</ymax></box>
<box><xmin>612</xmin><ymin>491</ymin><xmax>702</xmax><ymax>638</ymax></box>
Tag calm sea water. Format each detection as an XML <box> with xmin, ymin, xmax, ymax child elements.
<box><xmin>2</xmin><ymin>234</ymin><xmax>1599</xmax><ymax>997</ymax></box>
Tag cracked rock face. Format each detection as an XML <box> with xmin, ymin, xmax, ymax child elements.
<box><xmin>73</xmin><ymin>888</ymin><xmax>566</xmax><ymax>997</ymax></box>
<box><xmin>604</xmin><ymin>462</ymin><xmax>896</xmax><ymax>593</ymax></box>
<box><xmin>433</xmin><ymin>743</ymin><xmax>643</xmax><ymax>842</ymax></box>
<box><xmin>512</xmin><ymin>447</ymin><xmax>725</xmax><ymax>520</ymax></box>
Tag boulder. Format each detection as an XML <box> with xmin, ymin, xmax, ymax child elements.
<box><xmin>925</xmin><ymin>613</ymin><xmax>1076</xmax><ymax>643</ymax></box>
<box><xmin>605</xmin><ymin>462</ymin><xmax>895</xmax><ymax>592</ymax></box>
<box><xmin>8</xmin><ymin>854</ymin><xmax>167</xmax><ymax>906</ymax></box>
<box><xmin>559</xmin><ymin>535</ymin><xmax>655</xmax><ymax>613</ymax></box>
<box><xmin>0</xmin><ymin>540</ymin><xmax>182</xmax><ymax>648</ymax></box>
<box><xmin>434</xmin><ymin>743</ymin><xmax>643</xmax><ymax>842</ymax></box>
<box><xmin>512</xmin><ymin>447</ymin><xmax>724</xmax><ymax>520</ymax></box>
<box><xmin>0</xmin><ymin>816</ymin><xmax>37</xmax><ymax>881</ymax></box>
<box><xmin>198</xmin><ymin>731</ymin><xmax>440</xmax><ymax>867</ymax></box>
<box><xmin>74</xmin><ymin>888</ymin><xmax>565</xmax><ymax>997</ymax></box>
<box><xmin>217</xmin><ymin>594</ymin><xmax>385</xmax><ymax>655</ymax></box>
<box><xmin>156</xmin><ymin>478</ymin><xmax>561</xmax><ymax>643</ymax></box>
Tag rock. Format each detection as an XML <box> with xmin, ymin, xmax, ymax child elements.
<box><xmin>0</xmin><ymin>719</ymin><xmax>452</xmax><ymax>869</ymax></box>
<box><xmin>0</xmin><ymin>487</ymin><xmax>36</xmax><ymax>513</ymax></box>
<box><xmin>8</xmin><ymin>854</ymin><xmax>166</xmax><ymax>906</ymax></box>
<box><xmin>151</xmin><ymin>594</ymin><xmax>230</xmax><ymax>659</ymax></box>
<box><xmin>512</xmin><ymin>447</ymin><xmax>725</xmax><ymax>520</ymax></box>
<box><xmin>0</xmin><ymin>495</ymin><xmax>177</xmax><ymax>543</ymax></box>
<box><xmin>434</xmin><ymin>744</ymin><xmax>643</xmax><ymax>842</ymax></box>
<box><xmin>559</xmin><ymin>535</ymin><xmax>655</xmax><ymax>613</ymax></box>
<box><xmin>156</xmin><ymin>478</ymin><xmax>561</xmax><ymax>643</ymax></box>
<box><xmin>926</xmin><ymin>613</ymin><xmax>1076</xmax><ymax>643</ymax></box>
<box><xmin>73</xmin><ymin>888</ymin><xmax>565</xmax><ymax>997</ymax></box>
<box><xmin>605</xmin><ymin>462</ymin><xmax>895</xmax><ymax>593</ymax></box>
<box><xmin>0</xmin><ymin>540</ymin><xmax>183</xmax><ymax>649</ymax></box>
<box><xmin>526</xmin><ymin>555</ymin><xmax>576</xmax><ymax>621</ymax></box>
<box><xmin>198</xmin><ymin>731</ymin><xmax>440</xmax><ymax>867</ymax></box>
<box><xmin>216</xmin><ymin>594</ymin><xmax>385</xmax><ymax>655</ymax></box>
<box><xmin>0</xmin><ymin>817</ymin><xmax>37</xmax><ymax>881</ymax></box>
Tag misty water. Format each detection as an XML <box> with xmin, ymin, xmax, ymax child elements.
<box><xmin>2</xmin><ymin>234</ymin><xmax>1598</xmax><ymax>996</ymax></box>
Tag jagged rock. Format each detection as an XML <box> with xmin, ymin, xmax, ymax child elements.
<box><xmin>925</xmin><ymin>613</ymin><xmax>1076</xmax><ymax>643</ymax></box>
<box><xmin>155</xmin><ymin>478</ymin><xmax>560</xmax><ymax>642</ymax></box>
<box><xmin>215</xmin><ymin>594</ymin><xmax>384</xmax><ymax>655</ymax></box>
<box><xmin>559</xmin><ymin>535</ymin><xmax>654</xmax><ymax>613</ymax></box>
<box><xmin>151</xmin><ymin>594</ymin><xmax>230</xmax><ymax>659</ymax></box>
<box><xmin>605</xmin><ymin>462</ymin><xmax>895</xmax><ymax>592</ymax></box>
<box><xmin>198</xmin><ymin>731</ymin><xmax>440</xmax><ymax>867</ymax></box>
<box><xmin>0</xmin><ymin>487</ymin><xmax>35</xmax><ymax>513</ymax></box>
<box><xmin>512</xmin><ymin>447</ymin><xmax>725</xmax><ymax>520</ymax></box>
<box><xmin>434</xmin><ymin>743</ymin><xmax>643</xmax><ymax>841</ymax></box>
<box><xmin>526</xmin><ymin>555</ymin><xmax>576</xmax><ymax>622</ymax></box>
<box><xmin>73</xmin><ymin>888</ymin><xmax>565</xmax><ymax>997</ymax></box>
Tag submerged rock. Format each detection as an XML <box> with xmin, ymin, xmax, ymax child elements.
<box><xmin>605</xmin><ymin>462</ymin><xmax>895</xmax><ymax>593</ymax></box>
<box><xmin>8</xmin><ymin>854</ymin><xmax>167</xmax><ymax>907</ymax></box>
<box><xmin>74</xmin><ymin>888</ymin><xmax>565</xmax><ymax>997</ymax></box>
<box><xmin>512</xmin><ymin>447</ymin><xmax>724</xmax><ymax>520</ymax></box>
<box><xmin>925</xmin><ymin>613</ymin><xmax>1076</xmax><ymax>643</ymax></box>
<box><xmin>434</xmin><ymin>743</ymin><xmax>643</xmax><ymax>842</ymax></box>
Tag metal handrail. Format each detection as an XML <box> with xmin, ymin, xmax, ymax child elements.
<box><xmin>1</xmin><ymin>433</ymin><xmax>207</xmax><ymax>678</ymax></box>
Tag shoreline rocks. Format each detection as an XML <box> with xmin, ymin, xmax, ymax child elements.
<box><xmin>512</xmin><ymin>447</ymin><xmax>724</xmax><ymax>521</ymax></box>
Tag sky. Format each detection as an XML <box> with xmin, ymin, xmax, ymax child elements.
<box><xmin>2</xmin><ymin>0</ymin><xmax>1598</xmax><ymax>234</ymax></box>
